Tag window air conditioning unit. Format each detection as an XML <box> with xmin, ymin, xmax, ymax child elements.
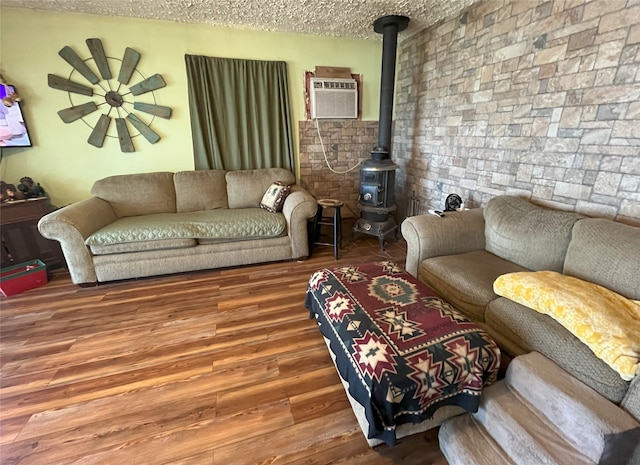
<box><xmin>310</xmin><ymin>77</ymin><xmax>358</xmax><ymax>119</ymax></box>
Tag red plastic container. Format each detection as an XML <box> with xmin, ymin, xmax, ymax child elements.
<box><xmin>0</xmin><ymin>259</ymin><xmax>47</xmax><ymax>297</ymax></box>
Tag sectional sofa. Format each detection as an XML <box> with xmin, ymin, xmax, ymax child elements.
<box><xmin>401</xmin><ymin>195</ymin><xmax>639</xmax><ymax>422</ymax></box>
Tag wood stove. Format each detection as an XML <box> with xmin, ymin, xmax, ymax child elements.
<box><xmin>353</xmin><ymin>15</ymin><xmax>409</xmax><ymax>249</ymax></box>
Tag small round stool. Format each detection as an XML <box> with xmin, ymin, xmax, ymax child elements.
<box><xmin>313</xmin><ymin>198</ymin><xmax>344</xmax><ymax>260</ymax></box>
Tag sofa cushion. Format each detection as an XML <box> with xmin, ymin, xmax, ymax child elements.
<box><xmin>226</xmin><ymin>168</ymin><xmax>296</xmax><ymax>209</ymax></box>
<box><xmin>564</xmin><ymin>218</ymin><xmax>640</xmax><ymax>300</ymax></box>
<box><xmin>85</xmin><ymin>209</ymin><xmax>287</xmax><ymax>245</ymax></box>
<box><xmin>91</xmin><ymin>172</ymin><xmax>176</xmax><ymax>217</ymax></box>
<box><xmin>484</xmin><ymin>196</ymin><xmax>582</xmax><ymax>272</ymax></box>
<box><xmin>418</xmin><ymin>249</ymin><xmax>528</xmax><ymax>321</ymax></box>
<box><xmin>486</xmin><ymin>297</ymin><xmax>630</xmax><ymax>403</ymax></box>
<box><xmin>504</xmin><ymin>352</ymin><xmax>640</xmax><ymax>465</ymax></box>
<box><xmin>174</xmin><ymin>170</ymin><xmax>228</xmax><ymax>213</ymax></box>
<box><xmin>89</xmin><ymin>238</ymin><xmax>197</xmax><ymax>255</ymax></box>
<box><xmin>494</xmin><ymin>271</ymin><xmax>640</xmax><ymax>381</ymax></box>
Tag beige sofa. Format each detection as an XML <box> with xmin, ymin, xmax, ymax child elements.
<box><xmin>39</xmin><ymin>168</ymin><xmax>317</xmax><ymax>285</ymax></box>
<box><xmin>401</xmin><ymin>195</ymin><xmax>640</xmax><ymax>422</ymax></box>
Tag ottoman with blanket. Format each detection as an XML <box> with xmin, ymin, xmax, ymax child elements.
<box><xmin>304</xmin><ymin>261</ymin><xmax>500</xmax><ymax>446</ymax></box>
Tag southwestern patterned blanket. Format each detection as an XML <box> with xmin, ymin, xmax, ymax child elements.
<box><xmin>305</xmin><ymin>261</ymin><xmax>501</xmax><ymax>445</ymax></box>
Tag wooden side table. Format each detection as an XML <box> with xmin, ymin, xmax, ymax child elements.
<box><xmin>1</xmin><ymin>197</ymin><xmax>66</xmax><ymax>270</ymax></box>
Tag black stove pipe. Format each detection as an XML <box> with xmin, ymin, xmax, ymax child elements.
<box><xmin>353</xmin><ymin>15</ymin><xmax>409</xmax><ymax>250</ymax></box>
<box><xmin>372</xmin><ymin>15</ymin><xmax>409</xmax><ymax>160</ymax></box>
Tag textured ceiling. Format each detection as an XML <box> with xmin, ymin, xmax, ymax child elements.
<box><xmin>3</xmin><ymin>0</ymin><xmax>480</xmax><ymax>39</ymax></box>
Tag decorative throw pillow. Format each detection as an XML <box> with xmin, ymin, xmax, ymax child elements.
<box><xmin>259</xmin><ymin>181</ymin><xmax>291</xmax><ymax>213</ymax></box>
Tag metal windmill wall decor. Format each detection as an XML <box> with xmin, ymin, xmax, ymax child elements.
<box><xmin>48</xmin><ymin>38</ymin><xmax>172</xmax><ymax>152</ymax></box>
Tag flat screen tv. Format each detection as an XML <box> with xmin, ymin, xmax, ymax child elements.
<box><xmin>0</xmin><ymin>84</ymin><xmax>32</xmax><ymax>148</ymax></box>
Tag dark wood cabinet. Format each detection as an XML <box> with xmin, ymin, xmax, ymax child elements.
<box><xmin>1</xmin><ymin>198</ymin><xmax>66</xmax><ymax>270</ymax></box>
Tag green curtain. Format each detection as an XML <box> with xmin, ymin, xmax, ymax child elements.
<box><xmin>185</xmin><ymin>55</ymin><xmax>294</xmax><ymax>171</ymax></box>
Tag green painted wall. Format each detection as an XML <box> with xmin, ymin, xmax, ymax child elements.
<box><xmin>0</xmin><ymin>8</ymin><xmax>382</xmax><ymax>206</ymax></box>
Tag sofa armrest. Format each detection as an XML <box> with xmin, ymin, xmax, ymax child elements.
<box><xmin>401</xmin><ymin>208</ymin><xmax>486</xmax><ymax>277</ymax></box>
<box><xmin>622</xmin><ymin>374</ymin><xmax>640</xmax><ymax>423</ymax></box>
<box><xmin>281</xmin><ymin>185</ymin><xmax>317</xmax><ymax>258</ymax></box>
<box><xmin>38</xmin><ymin>197</ymin><xmax>118</xmax><ymax>284</ymax></box>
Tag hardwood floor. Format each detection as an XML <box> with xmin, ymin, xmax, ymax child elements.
<box><xmin>0</xmin><ymin>233</ymin><xmax>448</xmax><ymax>465</ymax></box>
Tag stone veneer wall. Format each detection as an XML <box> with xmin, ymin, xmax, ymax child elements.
<box><xmin>393</xmin><ymin>0</ymin><xmax>640</xmax><ymax>225</ymax></box>
<box><xmin>298</xmin><ymin>120</ymin><xmax>378</xmax><ymax>217</ymax></box>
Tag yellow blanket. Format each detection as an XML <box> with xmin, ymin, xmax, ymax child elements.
<box><xmin>493</xmin><ymin>271</ymin><xmax>640</xmax><ymax>381</ymax></box>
